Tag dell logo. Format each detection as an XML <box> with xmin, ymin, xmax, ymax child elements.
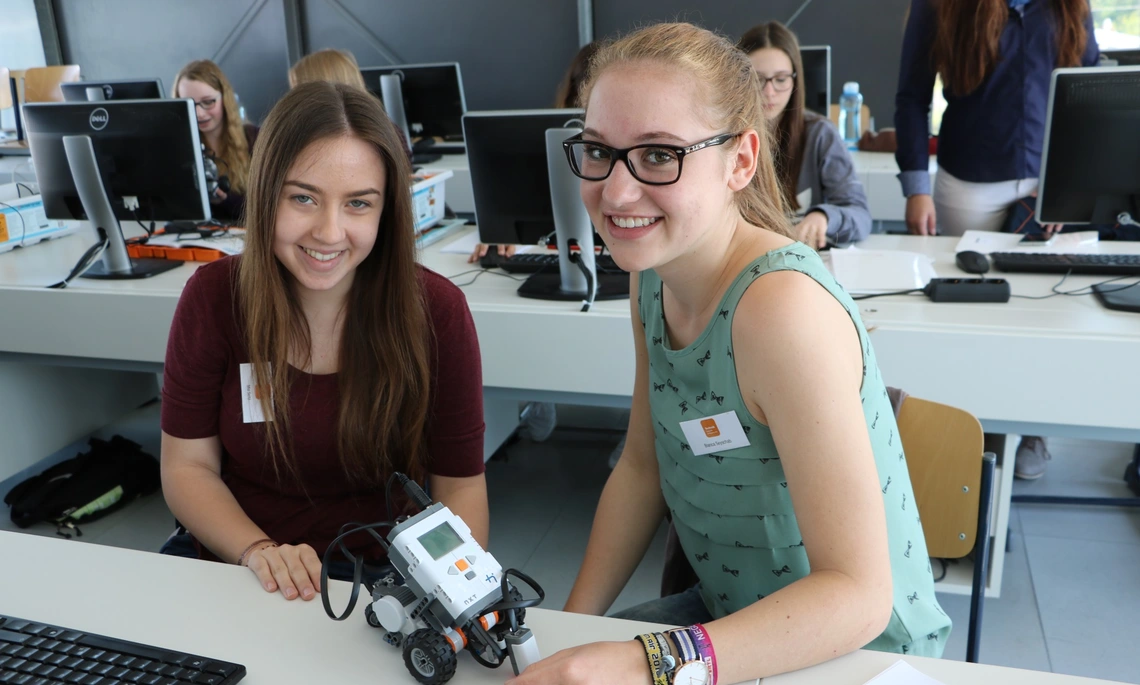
<box><xmin>89</xmin><ymin>108</ymin><xmax>109</xmax><ymax>131</ymax></box>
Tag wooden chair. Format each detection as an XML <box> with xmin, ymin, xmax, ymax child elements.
<box><xmin>0</xmin><ymin>67</ymin><xmax>12</xmax><ymax>111</ymax></box>
<box><xmin>658</xmin><ymin>393</ymin><xmax>997</xmax><ymax>663</ymax></box>
<box><xmin>22</xmin><ymin>65</ymin><xmax>81</xmax><ymax>103</ymax></box>
<box><xmin>896</xmin><ymin>395</ymin><xmax>996</xmax><ymax>663</ymax></box>
<box><xmin>828</xmin><ymin>103</ymin><xmax>872</xmax><ymax>135</ymax></box>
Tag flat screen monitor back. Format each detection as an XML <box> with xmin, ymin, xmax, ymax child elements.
<box><xmin>464</xmin><ymin>109</ymin><xmax>585</xmax><ymax>246</ymax></box>
<box><xmin>800</xmin><ymin>46</ymin><xmax>831</xmax><ymax>117</ymax></box>
<box><xmin>24</xmin><ymin>99</ymin><xmax>209</xmax><ymax>223</ymax></box>
<box><xmin>61</xmin><ymin>79</ymin><xmax>164</xmax><ymax>102</ymax></box>
<box><xmin>362</xmin><ymin>63</ymin><xmax>466</xmax><ymax>140</ymax></box>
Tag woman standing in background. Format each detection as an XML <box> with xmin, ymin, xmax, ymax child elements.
<box><xmin>894</xmin><ymin>0</ymin><xmax>1098</xmax><ymax>480</ymax></box>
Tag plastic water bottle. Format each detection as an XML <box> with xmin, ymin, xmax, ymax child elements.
<box><xmin>838</xmin><ymin>81</ymin><xmax>863</xmax><ymax>149</ymax></box>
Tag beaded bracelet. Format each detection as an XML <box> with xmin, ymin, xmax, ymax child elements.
<box><xmin>237</xmin><ymin>538</ymin><xmax>277</xmax><ymax>567</ymax></box>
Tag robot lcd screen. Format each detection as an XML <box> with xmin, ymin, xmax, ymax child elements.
<box><xmin>418</xmin><ymin>521</ymin><xmax>464</xmax><ymax>560</ymax></box>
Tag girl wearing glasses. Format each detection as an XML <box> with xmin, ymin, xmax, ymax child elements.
<box><xmin>738</xmin><ymin>21</ymin><xmax>871</xmax><ymax>249</ymax></box>
<box><xmin>510</xmin><ymin>22</ymin><xmax>948</xmax><ymax>685</ymax></box>
<box><xmin>173</xmin><ymin>60</ymin><xmax>258</xmax><ymax>223</ymax></box>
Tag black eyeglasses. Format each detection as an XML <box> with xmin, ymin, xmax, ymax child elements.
<box><xmin>563</xmin><ymin>132</ymin><xmax>740</xmax><ymax>186</ymax></box>
<box><xmin>756</xmin><ymin>72</ymin><xmax>796</xmax><ymax>92</ymax></box>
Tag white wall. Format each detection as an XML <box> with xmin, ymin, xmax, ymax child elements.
<box><xmin>0</xmin><ymin>0</ymin><xmax>47</xmax><ymax>130</ymax></box>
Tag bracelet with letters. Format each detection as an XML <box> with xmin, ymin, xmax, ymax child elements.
<box><xmin>635</xmin><ymin>632</ymin><xmax>672</xmax><ymax>685</ymax></box>
<box><xmin>687</xmin><ymin>623</ymin><xmax>719</xmax><ymax>685</ymax></box>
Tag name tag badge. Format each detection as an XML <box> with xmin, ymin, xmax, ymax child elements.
<box><xmin>239</xmin><ymin>363</ymin><xmax>273</xmax><ymax>424</ymax></box>
<box><xmin>679</xmin><ymin>410</ymin><xmax>751</xmax><ymax>457</ymax></box>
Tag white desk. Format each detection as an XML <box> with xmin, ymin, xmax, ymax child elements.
<box><xmin>3</xmin><ymin>228</ymin><xmax>1139</xmax><ymax>598</ymax></box>
<box><xmin>0</xmin><ymin>530</ymin><xmax>1125</xmax><ymax>685</ymax></box>
<box><xmin>420</xmin><ymin>152</ymin><xmax>933</xmax><ymax>223</ymax></box>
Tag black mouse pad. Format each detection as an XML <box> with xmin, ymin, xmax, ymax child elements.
<box><xmin>1093</xmin><ymin>282</ymin><xmax>1140</xmax><ymax>313</ymax></box>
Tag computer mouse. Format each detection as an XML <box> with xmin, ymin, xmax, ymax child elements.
<box><xmin>955</xmin><ymin>250</ymin><xmax>991</xmax><ymax>275</ymax></box>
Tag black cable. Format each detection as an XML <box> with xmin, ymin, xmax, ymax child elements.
<box><xmin>1011</xmin><ymin>272</ymin><xmax>1140</xmax><ymax>300</ymax></box>
<box><xmin>567</xmin><ymin>239</ymin><xmax>597</xmax><ymax>312</ymax></box>
<box><xmin>48</xmin><ymin>228</ymin><xmax>109</xmax><ymax>289</ymax></box>
<box><xmin>447</xmin><ymin>267</ymin><xmax>527</xmax><ymax>287</ymax></box>
<box><xmin>931</xmin><ymin>558</ymin><xmax>948</xmax><ymax>583</ymax></box>
<box><xmin>851</xmin><ymin>288</ymin><xmax>925</xmax><ymax>301</ymax></box>
<box><xmin>15</xmin><ymin>182</ymin><xmax>36</xmax><ymax>198</ymax></box>
<box><xmin>0</xmin><ymin>200</ymin><xmax>27</xmax><ymax>246</ymax></box>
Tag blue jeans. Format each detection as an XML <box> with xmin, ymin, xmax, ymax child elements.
<box><xmin>158</xmin><ymin>532</ymin><xmax>394</xmax><ymax>586</ymax></box>
<box><xmin>609</xmin><ymin>585</ymin><xmax>713</xmax><ymax>626</ymax></box>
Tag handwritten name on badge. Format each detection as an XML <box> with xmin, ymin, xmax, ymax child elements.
<box><xmin>679</xmin><ymin>411</ymin><xmax>750</xmax><ymax>456</ymax></box>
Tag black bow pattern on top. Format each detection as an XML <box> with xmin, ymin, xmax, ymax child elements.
<box><xmin>722</xmin><ymin>564</ymin><xmax>740</xmax><ymax>577</ymax></box>
<box><xmin>653</xmin><ymin>382</ymin><xmax>665</xmax><ymax>392</ymax></box>
<box><xmin>907</xmin><ymin>592</ymin><xmax>919</xmax><ymax>604</ymax></box>
<box><xmin>719</xmin><ymin>309</ymin><xmax>730</xmax><ymax>319</ymax></box>
<box><xmin>695</xmin><ymin>552</ymin><xmax>709</xmax><ymax>562</ymax></box>
<box><xmin>696</xmin><ymin>350</ymin><xmax>712</xmax><ymax>366</ymax></box>
<box><xmin>678</xmin><ymin>401</ymin><xmax>689</xmax><ymax>415</ymax></box>
<box><xmin>772</xmin><ymin>565</ymin><xmax>791</xmax><ymax>577</ymax></box>
<box><xmin>904</xmin><ymin>540</ymin><xmax>912</xmax><ymax>558</ymax></box>
<box><xmin>695</xmin><ymin>391</ymin><xmax>707</xmax><ymax>403</ymax></box>
<box><xmin>710</xmin><ymin>391</ymin><xmax>725</xmax><ymax>406</ymax></box>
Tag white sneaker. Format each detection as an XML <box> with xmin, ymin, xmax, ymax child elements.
<box><xmin>520</xmin><ymin>402</ymin><xmax>557</xmax><ymax>443</ymax></box>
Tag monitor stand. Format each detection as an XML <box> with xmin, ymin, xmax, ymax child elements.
<box><xmin>517</xmin><ymin>269</ymin><xmax>629</xmax><ymax>300</ymax></box>
<box><xmin>515</xmin><ymin>126</ymin><xmax>630</xmax><ymax>304</ymax></box>
<box><xmin>62</xmin><ymin>134</ymin><xmax>182</xmax><ymax>280</ymax></box>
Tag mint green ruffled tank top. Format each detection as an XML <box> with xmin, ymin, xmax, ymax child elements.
<box><xmin>640</xmin><ymin>242</ymin><xmax>951</xmax><ymax>656</ymax></box>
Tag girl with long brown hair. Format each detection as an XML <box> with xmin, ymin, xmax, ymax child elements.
<box><xmin>739</xmin><ymin>21</ymin><xmax>871</xmax><ymax>248</ymax></box>
<box><xmin>895</xmin><ymin>0</ymin><xmax>1098</xmax><ymax>480</ymax></box>
<box><xmin>159</xmin><ymin>82</ymin><xmax>488</xmax><ymax>603</ymax></box>
<box><xmin>510</xmin><ymin>22</ymin><xmax>948</xmax><ymax>685</ymax></box>
<box><xmin>172</xmin><ymin>60</ymin><xmax>258</xmax><ymax>223</ymax></box>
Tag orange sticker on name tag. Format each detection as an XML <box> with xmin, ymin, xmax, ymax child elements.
<box><xmin>680</xmin><ymin>411</ymin><xmax>750</xmax><ymax>456</ymax></box>
<box><xmin>0</xmin><ymin>214</ymin><xmax>9</xmax><ymax>242</ymax></box>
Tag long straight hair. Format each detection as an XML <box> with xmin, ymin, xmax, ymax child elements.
<box><xmin>738</xmin><ymin>21</ymin><xmax>808</xmax><ymax>211</ymax></box>
<box><xmin>238</xmin><ymin>82</ymin><xmax>430</xmax><ymax>486</ymax></box>
<box><xmin>580</xmin><ymin>23</ymin><xmax>794</xmax><ymax>239</ymax></box>
<box><xmin>554</xmin><ymin>42</ymin><xmax>601</xmax><ymax>108</ymax></box>
<box><xmin>172</xmin><ymin>60</ymin><xmax>251</xmax><ymax>195</ymax></box>
<box><xmin>933</xmin><ymin>0</ymin><xmax>1090</xmax><ymax>96</ymax></box>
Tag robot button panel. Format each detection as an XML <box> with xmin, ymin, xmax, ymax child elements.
<box><xmin>448</xmin><ymin>566</ymin><xmax>459</xmax><ymax>575</ymax></box>
<box><xmin>456</xmin><ymin>559</ymin><xmax>470</xmax><ymax>572</ymax></box>
<box><xmin>465</xmin><ymin>570</ymin><xmax>477</xmax><ymax>580</ymax></box>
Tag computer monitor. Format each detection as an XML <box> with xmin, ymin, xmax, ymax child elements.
<box><xmin>1036</xmin><ymin>66</ymin><xmax>1140</xmax><ymax>226</ymax></box>
<box><xmin>1102</xmin><ymin>49</ymin><xmax>1140</xmax><ymax>67</ymax></box>
<box><xmin>799</xmin><ymin>46</ymin><xmax>831</xmax><ymax>117</ymax></box>
<box><xmin>361</xmin><ymin>63</ymin><xmax>467</xmax><ymax>142</ymax></box>
<box><xmin>61</xmin><ymin>79</ymin><xmax>164</xmax><ymax>102</ymax></box>
<box><xmin>464</xmin><ymin>109</ymin><xmax>628</xmax><ymax>301</ymax></box>
<box><xmin>23</xmin><ymin>99</ymin><xmax>210</xmax><ymax>279</ymax></box>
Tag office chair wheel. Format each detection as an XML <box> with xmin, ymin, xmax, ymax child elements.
<box><xmin>403</xmin><ymin>628</ymin><xmax>457</xmax><ymax>685</ymax></box>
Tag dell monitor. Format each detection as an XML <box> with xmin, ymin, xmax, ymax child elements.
<box><xmin>23</xmin><ymin>99</ymin><xmax>210</xmax><ymax>279</ymax></box>
<box><xmin>800</xmin><ymin>45</ymin><xmax>831</xmax><ymax>117</ymax></box>
<box><xmin>361</xmin><ymin>63</ymin><xmax>467</xmax><ymax>148</ymax></box>
<box><xmin>1036</xmin><ymin>66</ymin><xmax>1140</xmax><ymax>227</ymax></box>
<box><xmin>464</xmin><ymin>109</ymin><xmax>628</xmax><ymax>301</ymax></box>
<box><xmin>61</xmin><ymin>79</ymin><xmax>165</xmax><ymax>102</ymax></box>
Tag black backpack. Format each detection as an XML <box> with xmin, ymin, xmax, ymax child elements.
<box><xmin>3</xmin><ymin>435</ymin><xmax>160</xmax><ymax>537</ymax></box>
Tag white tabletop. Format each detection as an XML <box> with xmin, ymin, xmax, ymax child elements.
<box><xmin>2</xmin><ymin>227</ymin><xmax>1139</xmax><ymax>436</ymax></box>
<box><xmin>0</xmin><ymin>531</ymin><xmax>1123</xmax><ymax>685</ymax></box>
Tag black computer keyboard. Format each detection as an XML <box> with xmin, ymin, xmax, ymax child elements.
<box><xmin>0</xmin><ymin>614</ymin><xmax>245</xmax><ymax>685</ymax></box>
<box><xmin>990</xmin><ymin>252</ymin><xmax>1140</xmax><ymax>276</ymax></box>
<box><xmin>479</xmin><ymin>251</ymin><xmax>625</xmax><ymax>274</ymax></box>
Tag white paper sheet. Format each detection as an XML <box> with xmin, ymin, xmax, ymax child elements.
<box><xmin>954</xmin><ymin>229</ymin><xmax>1100</xmax><ymax>255</ymax></box>
<box><xmin>827</xmin><ymin>248</ymin><xmax>937</xmax><ymax>294</ymax></box>
<box><xmin>863</xmin><ymin>661</ymin><xmax>946</xmax><ymax>685</ymax></box>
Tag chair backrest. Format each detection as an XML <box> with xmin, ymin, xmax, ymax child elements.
<box><xmin>0</xmin><ymin>67</ymin><xmax>11</xmax><ymax>110</ymax></box>
<box><xmin>896</xmin><ymin>396</ymin><xmax>984</xmax><ymax>559</ymax></box>
<box><xmin>827</xmin><ymin>103</ymin><xmax>872</xmax><ymax>135</ymax></box>
<box><xmin>23</xmin><ymin>65</ymin><xmax>81</xmax><ymax>103</ymax></box>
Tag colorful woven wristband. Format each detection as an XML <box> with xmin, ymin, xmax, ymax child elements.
<box><xmin>687</xmin><ymin>623</ymin><xmax>719</xmax><ymax>685</ymax></box>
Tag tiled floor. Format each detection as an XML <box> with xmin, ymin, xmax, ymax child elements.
<box><xmin>3</xmin><ymin>407</ymin><xmax>1138</xmax><ymax>683</ymax></box>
